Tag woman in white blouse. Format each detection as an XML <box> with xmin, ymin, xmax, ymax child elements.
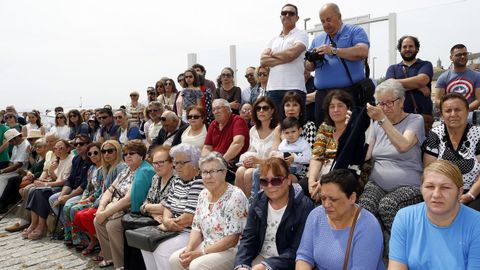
<box><xmin>235</xmin><ymin>96</ymin><xmax>278</xmax><ymax>198</ymax></box>
<box><xmin>50</xmin><ymin>112</ymin><xmax>70</xmax><ymax>140</ymax></box>
<box><xmin>181</xmin><ymin>106</ymin><xmax>207</xmax><ymax>149</ymax></box>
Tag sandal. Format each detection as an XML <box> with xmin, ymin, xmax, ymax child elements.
<box><xmin>82</xmin><ymin>244</ymin><xmax>100</xmax><ymax>256</ymax></box>
<box><xmin>98</xmin><ymin>260</ymin><xmax>113</xmax><ymax>268</ymax></box>
<box><xmin>91</xmin><ymin>255</ymin><xmax>104</xmax><ymax>262</ymax></box>
<box><xmin>28</xmin><ymin>229</ymin><xmax>46</xmax><ymax>240</ymax></box>
<box><xmin>21</xmin><ymin>227</ymin><xmax>34</xmax><ymax>239</ymax></box>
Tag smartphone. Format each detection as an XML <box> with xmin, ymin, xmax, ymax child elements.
<box><xmin>283</xmin><ymin>152</ymin><xmax>291</xmax><ymax>158</ymax></box>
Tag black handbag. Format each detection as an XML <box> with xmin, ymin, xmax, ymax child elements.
<box><xmin>125</xmin><ymin>226</ymin><xmax>179</xmax><ymax>252</ymax></box>
<box><xmin>121</xmin><ymin>213</ymin><xmax>159</xmax><ymax>230</ymax></box>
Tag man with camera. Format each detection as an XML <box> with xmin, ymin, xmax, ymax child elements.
<box><xmin>305</xmin><ymin>3</ymin><xmax>369</xmax><ymax>126</ymax></box>
<box><xmin>261</xmin><ymin>3</ymin><xmax>308</xmax><ymax>120</ymax></box>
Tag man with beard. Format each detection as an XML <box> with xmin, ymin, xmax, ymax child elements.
<box><xmin>385</xmin><ymin>35</ymin><xmax>433</xmax><ymax>115</ymax></box>
<box><xmin>305</xmin><ymin>3</ymin><xmax>369</xmax><ymax>126</ymax></box>
<box><xmin>436</xmin><ymin>44</ymin><xmax>480</xmax><ymax>113</ymax></box>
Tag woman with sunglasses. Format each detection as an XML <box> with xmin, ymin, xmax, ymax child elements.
<box><xmin>21</xmin><ymin>111</ymin><xmax>45</xmax><ymax>138</ymax></box>
<box><xmin>67</xmin><ymin>109</ymin><xmax>89</xmax><ymax>140</ymax></box>
<box><xmin>158</xmin><ymin>78</ymin><xmax>178</xmax><ymax>111</ymax></box>
<box><xmin>140</xmin><ymin>143</ymin><xmax>204</xmax><ymax>270</ymax></box>
<box><xmin>51</xmin><ymin>112</ymin><xmax>70</xmax><ymax>140</ymax></box>
<box><xmin>178</xmin><ymin>69</ymin><xmax>203</xmax><ymax>122</ymax></box>
<box><xmin>169</xmin><ymin>152</ymin><xmax>248</xmax><ymax>270</ymax></box>
<box><xmin>234</xmin><ymin>157</ymin><xmax>314</xmax><ymax>270</ymax></box>
<box><xmin>74</xmin><ymin>140</ymin><xmax>126</xmax><ymax>260</ymax></box>
<box><xmin>250</xmin><ymin>66</ymin><xmax>270</xmax><ymax>103</ymax></box>
<box><xmin>63</xmin><ymin>142</ymin><xmax>103</xmax><ymax>250</ymax></box>
<box><xmin>236</xmin><ymin>97</ymin><xmax>278</xmax><ymax>198</ymax></box>
<box><xmin>213</xmin><ymin>67</ymin><xmax>242</xmax><ymax>115</ymax></box>
<box><xmin>296</xmin><ymin>170</ymin><xmax>384</xmax><ymax>270</ymax></box>
<box><xmin>94</xmin><ymin>140</ymin><xmax>155</xmax><ymax>269</ymax></box>
<box><xmin>180</xmin><ymin>106</ymin><xmax>207</xmax><ymax>150</ymax></box>
<box><xmin>358</xmin><ymin>79</ymin><xmax>425</xmax><ymax>234</ymax></box>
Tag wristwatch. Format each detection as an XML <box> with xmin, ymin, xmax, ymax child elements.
<box><xmin>332</xmin><ymin>47</ymin><xmax>338</xmax><ymax>55</ymax></box>
<box><xmin>378</xmin><ymin>118</ymin><xmax>386</xmax><ymax>126</ymax></box>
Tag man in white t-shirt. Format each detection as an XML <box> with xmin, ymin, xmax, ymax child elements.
<box><xmin>0</xmin><ymin>129</ymin><xmax>30</xmax><ymax>212</ymax></box>
<box><xmin>260</xmin><ymin>3</ymin><xmax>308</xmax><ymax>120</ymax></box>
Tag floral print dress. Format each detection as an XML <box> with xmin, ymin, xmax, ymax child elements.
<box><xmin>191</xmin><ymin>184</ymin><xmax>249</xmax><ymax>248</ymax></box>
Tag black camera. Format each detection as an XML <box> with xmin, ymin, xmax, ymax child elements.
<box><xmin>304</xmin><ymin>50</ymin><xmax>325</xmax><ymax>62</ymax></box>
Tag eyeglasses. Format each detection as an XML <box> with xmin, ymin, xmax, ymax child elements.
<box><xmin>159</xmin><ymin>117</ymin><xmax>167</xmax><ymax>122</ymax></box>
<box><xmin>152</xmin><ymin>160</ymin><xmax>170</xmax><ymax>166</ymax></box>
<box><xmin>221</xmin><ymin>73</ymin><xmax>233</xmax><ymax>78</ymax></box>
<box><xmin>259</xmin><ymin>176</ymin><xmax>286</xmax><ymax>187</ymax></box>
<box><xmin>241</xmin><ymin>109</ymin><xmax>251</xmax><ymax>113</ymax></box>
<box><xmin>101</xmin><ymin>148</ymin><xmax>116</xmax><ymax>154</ymax></box>
<box><xmin>187</xmin><ymin>115</ymin><xmax>202</xmax><ymax>120</ymax></box>
<box><xmin>244</xmin><ymin>73</ymin><xmax>254</xmax><ymax>78</ymax></box>
<box><xmin>87</xmin><ymin>150</ymin><xmax>99</xmax><ymax>157</ymax></box>
<box><xmin>123</xmin><ymin>151</ymin><xmax>138</xmax><ymax>157</ymax></box>
<box><xmin>173</xmin><ymin>160</ymin><xmax>191</xmax><ymax>166</ymax></box>
<box><xmin>257</xmin><ymin>72</ymin><xmax>268</xmax><ymax>77</ymax></box>
<box><xmin>184</xmin><ymin>75</ymin><xmax>194</xmax><ymax>79</ymax></box>
<box><xmin>377</xmin><ymin>98</ymin><xmax>400</xmax><ymax>108</ymax></box>
<box><xmin>255</xmin><ymin>105</ymin><xmax>271</xmax><ymax>112</ymax></box>
<box><xmin>201</xmin><ymin>169</ymin><xmax>225</xmax><ymax>177</ymax></box>
<box><xmin>73</xmin><ymin>142</ymin><xmax>87</xmax><ymax>147</ymax></box>
<box><xmin>281</xmin><ymin>11</ymin><xmax>296</xmax><ymax>16</ymax></box>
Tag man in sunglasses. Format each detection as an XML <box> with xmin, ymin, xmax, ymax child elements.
<box><xmin>97</xmin><ymin>108</ymin><xmax>119</xmax><ymax>143</ymax></box>
<box><xmin>261</xmin><ymin>3</ymin><xmax>308</xmax><ymax>120</ymax></box>
<box><xmin>234</xmin><ymin>157</ymin><xmax>314</xmax><ymax>270</ymax></box>
<box><xmin>305</xmin><ymin>3</ymin><xmax>370</xmax><ymax>126</ymax></box>
<box><xmin>150</xmin><ymin>110</ymin><xmax>188</xmax><ymax>150</ymax></box>
<box><xmin>241</xmin><ymin>66</ymin><xmax>258</xmax><ymax>104</ymax></box>
<box><xmin>49</xmin><ymin>134</ymin><xmax>91</xmax><ymax>227</ymax></box>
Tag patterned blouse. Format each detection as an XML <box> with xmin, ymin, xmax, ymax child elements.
<box><xmin>110</xmin><ymin>166</ymin><xmax>135</xmax><ymax>201</ymax></box>
<box><xmin>144</xmin><ymin>174</ymin><xmax>174</xmax><ymax>204</ymax></box>
<box><xmin>192</xmin><ymin>184</ymin><xmax>249</xmax><ymax>247</ymax></box>
<box><xmin>312</xmin><ymin>123</ymin><xmax>337</xmax><ymax>163</ymax></box>
<box><xmin>81</xmin><ymin>165</ymin><xmax>103</xmax><ymax>202</ymax></box>
<box><xmin>181</xmin><ymin>88</ymin><xmax>203</xmax><ymax>110</ymax></box>
<box><xmin>162</xmin><ymin>175</ymin><xmax>204</xmax><ymax>217</ymax></box>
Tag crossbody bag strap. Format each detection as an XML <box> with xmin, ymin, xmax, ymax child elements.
<box><xmin>342</xmin><ymin>206</ymin><xmax>362</xmax><ymax>270</ymax></box>
<box><xmin>402</xmin><ymin>66</ymin><xmax>419</xmax><ymax>114</ymax></box>
<box><xmin>340</xmin><ymin>58</ymin><xmax>354</xmax><ymax>85</ymax></box>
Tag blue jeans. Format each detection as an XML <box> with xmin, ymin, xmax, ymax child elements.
<box><xmin>267</xmin><ymin>90</ymin><xmax>307</xmax><ymax>123</ymax></box>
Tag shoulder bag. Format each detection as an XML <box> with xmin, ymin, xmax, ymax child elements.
<box><xmin>125</xmin><ymin>226</ymin><xmax>179</xmax><ymax>252</ymax></box>
<box><xmin>342</xmin><ymin>206</ymin><xmax>362</xmax><ymax>270</ymax></box>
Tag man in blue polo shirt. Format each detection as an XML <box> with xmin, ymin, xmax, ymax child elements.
<box><xmin>305</xmin><ymin>3</ymin><xmax>369</xmax><ymax>126</ymax></box>
<box><xmin>385</xmin><ymin>36</ymin><xmax>433</xmax><ymax>116</ymax></box>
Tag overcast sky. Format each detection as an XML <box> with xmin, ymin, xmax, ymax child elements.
<box><xmin>1</xmin><ymin>0</ymin><xmax>477</xmax><ymax>112</ymax></box>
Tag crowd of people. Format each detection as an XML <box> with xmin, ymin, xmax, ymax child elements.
<box><xmin>1</xmin><ymin>2</ymin><xmax>480</xmax><ymax>270</ymax></box>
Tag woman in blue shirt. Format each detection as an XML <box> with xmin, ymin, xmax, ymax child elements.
<box><xmin>389</xmin><ymin>160</ymin><xmax>480</xmax><ymax>270</ymax></box>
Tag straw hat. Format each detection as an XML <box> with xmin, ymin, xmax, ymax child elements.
<box><xmin>4</xmin><ymin>129</ymin><xmax>21</xmax><ymax>142</ymax></box>
<box><xmin>27</xmin><ymin>129</ymin><xmax>43</xmax><ymax>139</ymax></box>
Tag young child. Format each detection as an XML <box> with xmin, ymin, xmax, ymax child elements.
<box><xmin>277</xmin><ymin>117</ymin><xmax>311</xmax><ymax>175</ymax></box>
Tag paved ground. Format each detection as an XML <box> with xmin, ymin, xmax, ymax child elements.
<box><xmin>0</xmin><ymin>213</ymin><xmax>112</xmax><ymax>270</ymax></box>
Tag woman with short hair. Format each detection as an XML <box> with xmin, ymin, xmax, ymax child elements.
<box><xmin>389</xmin><ymin>160</ymin><xmax>480</xmax><ymax>269</ymax></box>
<box><xmin>169</xmin><ymin>152</ymin><xmax>248</xmax><ymax>270</ymax></box>
<box><xmin>296</xmin><ymin>169</ymin><xmax>385</xmax><ymax>270</ymax></box>
<box><xmin>140</xmin><ymin>143</ymin><xmax>204</xmax><ymax>270</ymax></box>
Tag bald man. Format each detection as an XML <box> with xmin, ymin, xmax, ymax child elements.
<box><xmin>305</xmin><ymin>3</ymin><xmax>370</xmax><ymax>125</ymax></box>
<box><xmin>150</xmin><ymin>110</ymin><xmax>188</xmax><ymax>149</ymax></box>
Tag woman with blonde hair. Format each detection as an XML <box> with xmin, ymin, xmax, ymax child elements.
<box><xmin>389</xmin><ymin>160</ymin><xmax>480</xmax><ymax>269</ymax></box>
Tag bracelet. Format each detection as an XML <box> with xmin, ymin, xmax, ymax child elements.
<box><xmin>467</xmin><ymin>192</ymin><xmax>476</xmax><ymax>200</ymax></box>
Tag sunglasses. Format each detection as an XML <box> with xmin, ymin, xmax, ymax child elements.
<box><xmin>177</xmin><ymin>79</ymin><xmax>183</xmax><ymax>83</ymax></box>
<box><xmin>5</xmin><ymin>115</ymin><xmax>15</xmax><ymax>119</ymax></box>
<box><xmin>165</xmin><ymin>82</ymin><xmax>173</xmax><ymax>86</ymax></box>
<box><xmin>69</xmin><ymin>115</ymin><xmax>78</xmax><ymax>118</ymax></box>
<box><xmin>123</xmin><ymin>151</ymin><xmax>138</xmax><ymax>157</ymax></box>
<box><xmin>87</xmin><ymin>150</ymin><xmax>99</xmax><ymax>157</ymax></box>
<box><xmin>130</xmin><ymin>94</ymin><xmax>139</xmax><ymax>97</ymax></box>
<box><xmin>101</xmin><ymin>148</ymin><xmax>116</xmax><ymax>154</ymax></box>
<box><xmin>114</xmin><ymin>116</ymin><xmax>123</xmax><ymax>119</ymax></box>
<box><xmin>257</xmin><ymin>72</ymin><xmax>268</xmax><ymax>77</ymax></box>
<box><xmin>148</xmin><ymin>91</ymin><xmax>156</xmax><ymax>95</ymax></box>
<box><xmin>221</xmin><ymin>73</ymin><xmax>233</xmax><ymax>78</ymax></box>
<box><xmin>159</xmin><ymin>117</ymin><xmax>167</xmax><ymax>122</ymax></box>
<box><xmin>73</xmin><ymin>142</ymin><xmax>87</xmax><ymax>147</ymax></box>
<box><xmin>255</xmin><ymin>105</ymin><xmax>271</xmax><ymax>112</ymax></box>
<box><xmin>244</xmin><ymin>73</ymin><xmax>254</xmax><ymax>78</ymax></box>
<box><xmin>184</xmin><ymin>75</ymin><xmax>194</xmax><ymax>79</ymax></box>
<box><xmin>259</xmin><ymin>176</ymin><xmax>286</xmax><ymax>187</ymax></box>
<box><xmin>148</xmin><ymin>109</ymin><xmax>159</xmax><ymax>113</ymax></box>
<box><xmin>187</xmin><ymin>115</ymin><xmax>202</xmax><ymax>120</ymax></box>
<box><xmin>56</xmin><ymin>116</ymin><xmax>65</xmax><ymax>119</ymax></box>
<box><xmin>281</xmin><ymin>11</ymin><xmax>296</xmax><ymax>16</ymax></box>
<box><xmin>97</xmin><ymin>116</ymin><xmax>108</xmax><ymax>120</ymax></box>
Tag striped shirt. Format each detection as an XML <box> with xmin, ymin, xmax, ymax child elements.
<box><xmin>162</xmin><ymin>175</ymin><xmax>203</xmax><ymax>217</ymax></box>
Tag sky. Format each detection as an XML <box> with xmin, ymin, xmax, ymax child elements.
<box><xmin>1</xmin><ymin>0</ymin><xmax>478</xmax><ymax>112</ymax></box>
